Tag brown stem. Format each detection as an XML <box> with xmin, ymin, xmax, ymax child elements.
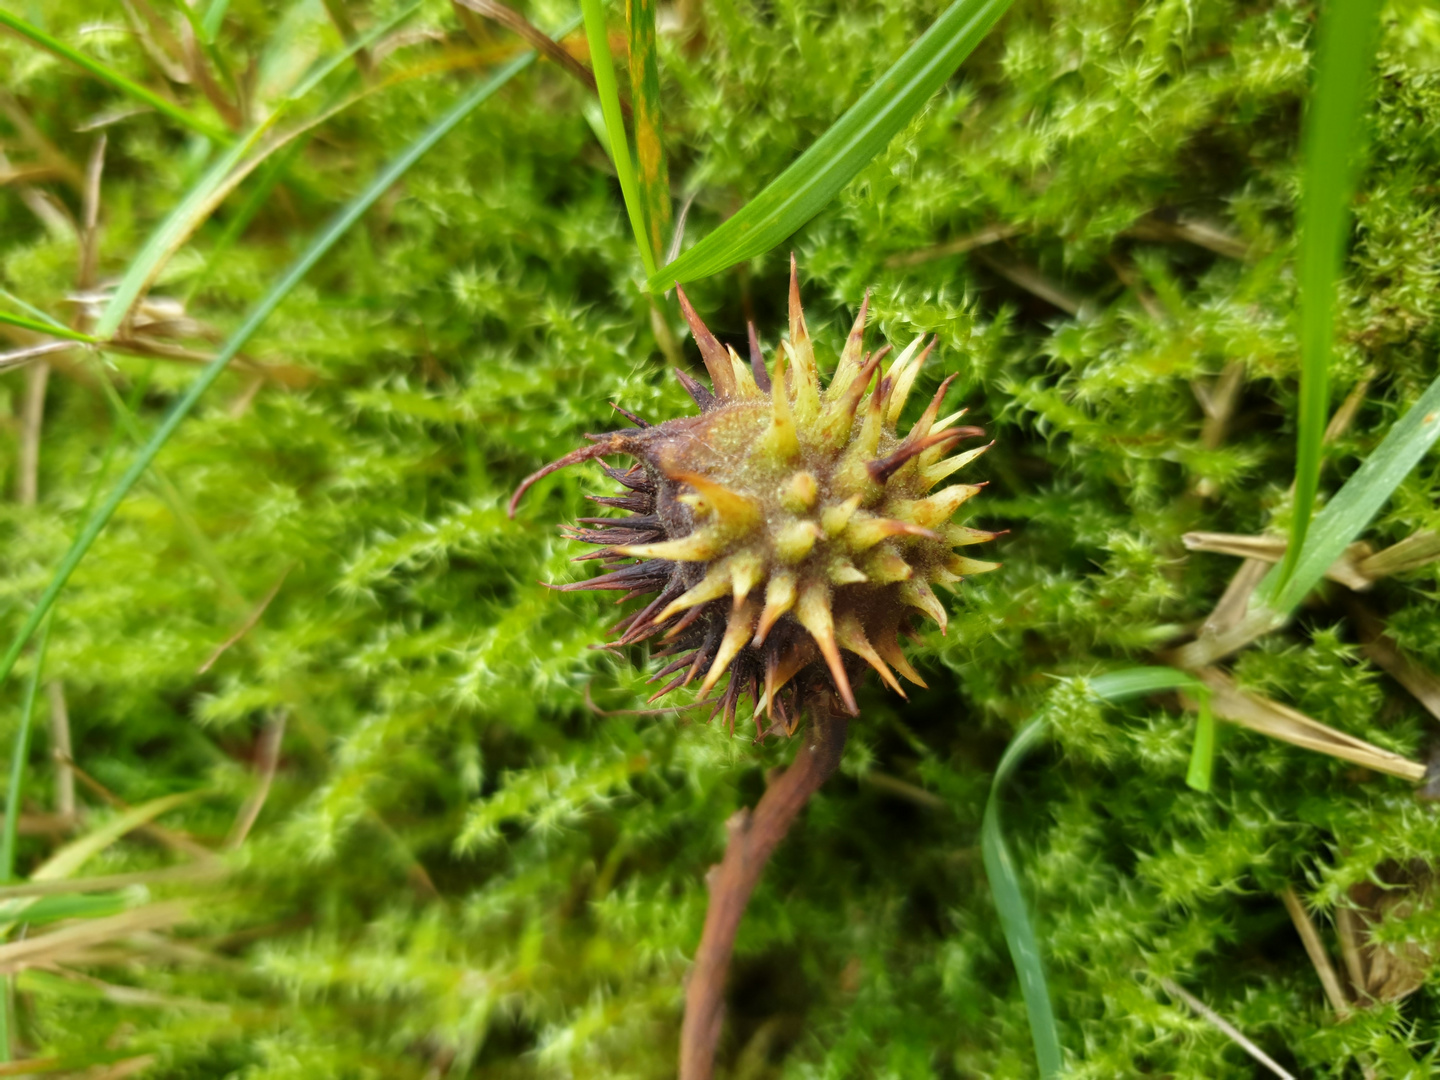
<box><xmin>453</xmin><ymin>0</ymin><xmax>632</xmax><ymax>120</ymax></box>
<box><xmin>17</xmin><ymin>360</ymin><xmax>50</xmax><ymax>506</ymax></box>
<box><xmin>678</xmin><ymin>707</ymin><xmax>849</xmax><ymax>1080</ymax></box>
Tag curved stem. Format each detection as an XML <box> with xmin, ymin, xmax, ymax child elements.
<box><xmin>679</xmin><ymin>708</ymin><xmax>849</xmax><ymax>1080</ymax></box>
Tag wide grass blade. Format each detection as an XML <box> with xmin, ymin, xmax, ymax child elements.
<box><xmin>625</xmin><ymin>0</ymin><xmax>670</xmax><ymax>263</ymax></box>
<box><xmin>184</xmin><ymin>139</ymin><xmax>309</xmax><ymax>305</ymax></box>
<box><xmin>0</xmin><ymin>36</ymin><xmax>567</xmax><ymax>693</ymax></box>
<box><xmin>1279</xmin><ymin>0</ymin><xmax>1382</xmax><ymax>587</ymax></box>
<box><xmin>11</xmin><ymin>893</ymin><xmax>127</xmax><ymax>927</ymax></box>
<box><xmin>581</xmin><ymin>0</ymin><xmax>657</xmax><ymax>278</ymax></box>
<box><xmin>1259</xmin><ymin>372</ymin><xmax>1440</xmax><ymax>616</ymax></box>
<box><xmin>1186</xmin><ymin>705</ymin><xmax>1218</xmax><ymax>793</ymax></box>
<box><xmin>982</xmin><ymin>716</ymin><xmax>1062</xmax><ymax>1079</ymax></box>
<box><xmin>94</xmin><ymin>2</ymin><xmax>424</xmax><ymax>340</ymax></box>
<box><xmin>0</xmin><ymin>9</ymin><xmax>231</xmax><ymax>143</ymax></box>
<box><xmin>646</xmin><ymin>0</ymin><xmax>1011</xmax><ymax>289</ymax></box>
<box><xmin>92</xmin><ymin>128</ymin><xmax>271</xmax><ymax>341</ymax></box>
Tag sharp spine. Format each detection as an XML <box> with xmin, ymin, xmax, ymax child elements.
<box><xmin>755</xmin><ymin>571</ymin><xmax>796</xmax><ymax>645</ymax></box>
<box><xmin>676</xmin><ymin>284</ymin><xmax>737</xmax><ymax>399</ymax></box>
<box><xmin>795</xmin><ymin>579</ymin><xmax>857</xmax><ymax>714</ymax></box>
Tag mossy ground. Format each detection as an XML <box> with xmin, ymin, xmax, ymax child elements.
<box><xmin>2</xmin><ymin>0</ymin><xmax>1440</xmax><ymax>1075</ymax></box>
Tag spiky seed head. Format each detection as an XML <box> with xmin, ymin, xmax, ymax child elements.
<box><xmin>510</xmin><ymin>258</ymin><xmax>999</xmax><ymax>739</ymax></box>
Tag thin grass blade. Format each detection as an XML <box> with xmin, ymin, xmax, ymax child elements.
<box><xmin>625</xmin><ymin>0</ymin><xmax>670</xmax><ymax>263</ymax></box>
<box><xmin>134</xmin><ymin>65</ymin><xmax>443</xmax><ymax>319</ymax></box>
<box><xmin>90</xmin><ymin>12</ymin><xmax>400</xmax><ymax>339</ymax></box>
<box><xmin>28</xmin><ymin>792</ymin><xmax>200</xmax><ymax>885</ymax></box>
<box><xmin>1259</xmin><ymin>372</ymin><xmax>1440</xmax><ymax>615</ymax></box>
<box><xmin>646</xmin><ymin>0</ymin><xmax>1011</xmax><ymax>289</ymax></box>
<box><xmin>0</xmin><ymin>900</ymin><xmax>190</xmax><ymax>972</ymax></box>
<box><xmin>0</xmin><ymin>1050</ymin><xmax>149</xmax><ymax>1076</ymax></box>
<box><xmin>0</xmin><ymin>619</ymin><xmax>50</xmax><ymax>1060</ymax></box>
<box><xmin>1085</xmin><ymin>668</ymin><xmax>1216</xmax><ymax>789</ymax></box>
<box><xmin>287</xmin><ymin>1</ymin><xmax>423</xmax><ymax>101</ymax></box>
<box><xmin>0</xmin><ymin>290</ymin><xmax>64</xmax><ymax>330</ymax></box>
<box><xmin>0</xmin><ymin>312</ymin><xmax>96</xmax><ymax>343</ymax></box>
<box><xmin>1279</xmin><ymin>0</ymin><xmax>1382</xmax><ymax>587</ymax></box>
<box><xmin>984</xmin><ymin>668</ymin><xmax>1212</xmax><ymax>1069</ymax></box>
<box><xmin>0</xmin><ymin>36</ymin><xmax>569</xmax><ymax>692</ymax></box>
<box><xmin>1087</xmin><ymin>666</ymin><xmax>1205</xmax><ymax>703</ymax></box>
<box><xmin>0</xmin><ymin>9</ymin><xmax>231</xmax><ymax>143</ymax></box>
<box><xmin>200</xmin><ymin>0</ymin><xmax>232</xmax><ymax>43</ymax></box>
<box><xmin>981</xmin><ymin>716</ymin><xmax>1062</xmax><ymax>1079</ymax></box>
<box><xmin>581</xmin><ymin>0</ymin><xmax>657</xmax><ymax>278</ymax></box>
<box><xmin>0</xmin><ymin>618</ymin><xmax>51</xmax><ymax>884</ymax></box>
<box><xmin>93</xmin><ymin>368</ymin><xmax>245</xmax><ymax>608</ymax></box>
<box><xmin>0</xmin><ymin>864</ymin><xmax>224</xmax><ymax>900</ymax></box>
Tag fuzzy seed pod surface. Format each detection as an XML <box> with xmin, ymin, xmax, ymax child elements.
<box><xmin>511</xmin><ymin>260</ymin><xmax>998</xmax><ymax>737</ymax></box>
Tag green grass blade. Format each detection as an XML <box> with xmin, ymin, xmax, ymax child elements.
<box><xmin>200</xmin><ymin>0</ymin><xmax>232</xmax><ymax>43</ymax></box>
<box><xmin>645</xmin><ymin>0</ymin><xmax>1011</xmax><ymax>289</ymax></box>
<box><xmin>0</xmin><ymin>312</ymin><xmax>96</xmax><ymax>343</ymax></box>
<box><xmin>0</xmin><ymin>616</ymin><xmax>52</xmax><ymax>1058</ymax></box>
<box><xmin>12</xmin><ymin>892</ymin><xmax>127</xmax><ymax>926</ymax></box>
<box><xmin>92</xmin><ymin>127</ymin><xmax>270</xmax><ymax>341</ymax></box>
<box><xmin>1279</xmin><ymin>0</ymin><xmax>1382</xmax><ymax>587</ymax></box>
<box><xmin>1259</xmin><ymin>371</ymin><xmax>1440</xmax><ymax>616</ymax></box>
<box><xmin>981</xmin><ymin>716</ymin><xmax>1062</xmax><ymax>1079</ymax></box>
<box><xmin>28</xmin><ymin>792</ymin><xmax>199</xmax><ymax>884</ymax></box>
<box><xmin>1085</xmin><ymin>668</ymin><xmax>1215</xmax><ymax>790</ymax></box>
<box><xmin>987</xmin><ymin>667</ymin><xmax>1212</xmax><ymax>1069</ymax></box>
<box><xmin>625</xmin><ymin>0</ymin><xmax>670</xmax><ymax>263</ymax></box>
<box><xmin>0</xmin><ymin>617</ymin><xmax>51</xmax><ymax>885</ymax></box>
<box><xmin>93</xmin><ymin>365</ymin><xmax>245</xmax><ymax>609</ymax></box>
<box><xmin>581</xmin><ymin>0</ymin><xmax>658</xmax><ymax>279</ymax></box>
<box><xmin>0</xmin><ymin>9</ymin><xmax>232</xmax><ymax>143</ymax></box>
<box><xmin>129</xmin><ymin>43</ymin><xmax>428</xmax><ymax>322</ymax></box>
<box><xmin>287</xmin><ymin>1</ymin><xmax>423</xmax><ymax>101</ymax></box>
<box><xmin>0</xmin><ymin>290</ymin><xmax>64</xmax><ymax>330</ymax></box>
<box><xmin>1086</xmin><ymin>666</ymin><xmax>1204</xmax><ymax>703</ymax></box>
<box><xmin>183</xmin><ymin>138</ymin><xmax>310</xmax><ymax>305</ymax></box>
<box><xmin>1186</xmin><ymin>700</ymin><xmax>1217</xmax><ymax>793</ymax></box>
<box><xmin>0</xmin><ymin>39</ymin><xmax>563</xmax><ymax>693</ymax></box>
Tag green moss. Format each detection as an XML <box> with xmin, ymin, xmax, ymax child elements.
<box><xmin>1</xmin><ymin>0</ymin><xmax>1439</xmax><ymax>1075</ymax></box>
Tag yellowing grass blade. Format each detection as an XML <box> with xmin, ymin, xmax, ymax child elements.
<box><xmin>581</xmin><ymin>0</ymin><xmax>658</xmax><ymax>278</ymax></box>
<box><xmin>29</xmin><ymin>792</ymin><xmax>201</xmax><ymax>884</ymax></box>
<box><xmin>625</xmin><ymin>0</ymin><xmax>670</xmax><ymax>263</ymax></box>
